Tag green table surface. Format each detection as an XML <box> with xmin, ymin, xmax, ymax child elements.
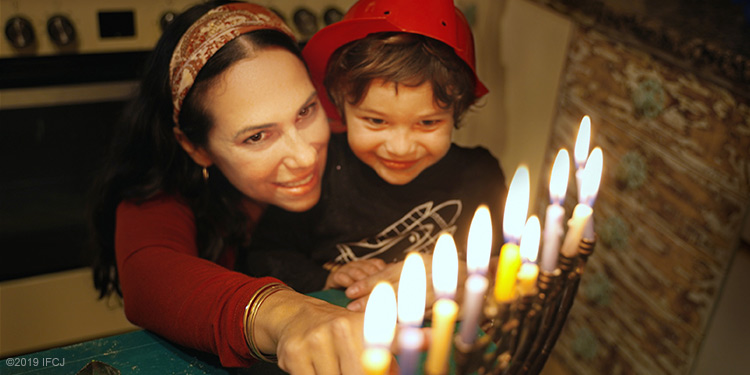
<box><xmin>0</xmin><ymin>290</ymin><xmax>352</xmax><ymax>374</ymax></box>
<box><xmin>2</xmin><ymin>290</ymin><xmax>480</xmax><ymax>374</ymax></box>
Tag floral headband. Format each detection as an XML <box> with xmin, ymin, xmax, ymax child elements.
<box><xmin>169</xmin><ymin>2</ymin><xmax>295</xmax><ymax>125</ymax></box>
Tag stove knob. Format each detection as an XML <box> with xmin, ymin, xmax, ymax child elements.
<box><xmin>5</xmin><ymin>16</ymin><xmax>36</xmax><ymax>49</ymax></box>
<box><xmin>47</xmin><ymin>15</ymin><xmax>76</xmax><ymax>47</ymax></box>
<box><xmin>160</xmin><ymin>11</ymin><xmax>178</xmax><ymax>31</ymax></box>
<box><xmin>323</xmin><ymin>7</ymin><xmax>344</xmax><ymax>25</ymax></box>
<box><xmin>293</xmin><ymin>8</ymin><xmax>318</xmax><ymax>36</ymax></box>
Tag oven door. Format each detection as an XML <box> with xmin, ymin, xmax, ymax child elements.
<box><xmin>0</xmin><ymin>53</ymin><xmax>144</xmax><ymax>281</ymax></box>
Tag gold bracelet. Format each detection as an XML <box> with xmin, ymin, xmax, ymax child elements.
<box><xmin>243</xmin><ymin>284</ymin><xmax>273</xmax><ymax>359</ymax></box>
<box><xmin>242</xmin><ymin>283</ymin><xmax>292</xmax><ymax>362</ymax></box>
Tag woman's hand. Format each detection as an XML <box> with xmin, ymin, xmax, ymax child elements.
<box><xmin>324</xmin><ymin>258</ymin><xmax>387</xmax><ymax>290</ymax></box>
<box><xmin>254</xmin><ymin>289</ymin><xmax>369</xmax><ymax>374</ymax></box>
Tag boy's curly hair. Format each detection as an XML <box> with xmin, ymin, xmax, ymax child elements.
<box><xmin>324</xmin><ymin>32</ymin><xmax>477</xmax><ymax>127</ymax></box>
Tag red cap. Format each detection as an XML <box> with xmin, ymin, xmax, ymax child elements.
<box><xmin>302</xmin><ymin>0</ymin><xmax>488</xmax><ymax>121</ymax></box>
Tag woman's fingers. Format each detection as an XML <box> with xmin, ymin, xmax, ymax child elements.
<box><xmin>346</xmin><ymin>295</ymin><xmax>369</xmax><ymax>312</ymax></box>
<box><xmin>272</xmin><ymin>295</ymin><xmax>367</xmax><ymax>374</ymax></box>
<box><xmin>331</xmin><ymin>315</ymin><xmax>365</xmax><ymax>375</ymax></box>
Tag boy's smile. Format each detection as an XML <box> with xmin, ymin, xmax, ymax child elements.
<box><xmin>345</xmin><ymin>79</ymin><xmax>454</xmax><ymax>185</ymax></box>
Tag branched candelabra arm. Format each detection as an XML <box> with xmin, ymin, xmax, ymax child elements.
<box><xmin>524</xmin><ymin>237</ymin><xmax>596</xmax><ymax>375</ymax></box>
<box><xmin>454</xmin><ymin>332</ymin><xmax>491</xmax><ymax>375</ymax></box>
<box><xmin>451</xmin><ymin>236</ymin><xmax>597</xmax><ymax>375</ymax></box>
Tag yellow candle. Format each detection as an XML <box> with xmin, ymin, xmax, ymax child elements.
<box><xmin>425</xmin><ymin>298</ymin><xmax>459</xmax><ymax>375</ymax></box>
<box><xmin>493</xmin><ymin>243</ymin><xmax>521</xmax><ymax>303</ymax></box>
<box><xmin>362</xmin><ymin>282</ymin><xmax>397</xmax><ymax>375</ymax></box>
<box><xmin>518</xmin><ymin>216</ymin><xmax>541</xmax><ymax>296</ymax></box>
<box><xmin>362</xmin><ymin>348</ymin><xmax>391</xmax><ymax>375</ymax></box>
<box><xmin>425</xmin><ymin>233</ymin><xmax>459</xmax><ymax>374</ymax></box>
<box><xmin>517</xmin><ymin>263</ymin><xmax>540</xmax><ymax>296</ymax></box>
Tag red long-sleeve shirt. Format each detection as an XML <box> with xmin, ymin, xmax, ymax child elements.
<box><xmin>115</xmin><ymin>194</ymin><xmax>280</xmax><ymax>367</ymax></box>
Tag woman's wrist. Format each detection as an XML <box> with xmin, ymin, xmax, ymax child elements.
<box><xmin>242</xmin><ymin>283</ymin><xmax>294</xmax><ymax>361</ymax></box>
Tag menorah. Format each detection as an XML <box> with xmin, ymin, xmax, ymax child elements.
<box><xmin>361</xmin><ymin>116</ymin><xmax>602</xmax><ymax>375</ymax></box>
<box><xmin>454</xmin><ymin>236</ymin><xmax>596</xmax><ymax>375</ymax></box>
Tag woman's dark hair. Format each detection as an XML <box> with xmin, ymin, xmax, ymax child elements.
<box><xmin>89</xmin><ymin>0</ymin><xmax>302</xmax><ymax>298</ymax></box>
<box><xmin>324</xmin><ymin>32</ymin><xmax>477</xmax><ymax>127</ymax></box>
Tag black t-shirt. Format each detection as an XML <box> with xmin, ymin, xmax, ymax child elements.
<box><xmin>237</xmin><ymin>133</ymin><xmax>507</xmax><ymax>293</ymax></box>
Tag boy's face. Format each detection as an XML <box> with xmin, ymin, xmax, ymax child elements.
<box><xmin>345</xmin><ymin>79</ymin><xmax>454</xmax><ymax>185</ymax></box>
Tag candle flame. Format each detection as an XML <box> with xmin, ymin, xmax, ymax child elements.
<box><xmin>467</xmin><ymin>205</ymin><xmax>492</xmax><ymax>275</ymax></box>
<box><xmin>432</xmin><ymin>233</ymin><xmax>458</xmax><ymax>299</ymax></box>
<box><xmin>397</xmin><ymin>252</ymin><xmax>426</xmax><ymax>326</ymax></box>
<box><xmin>581</xmin><ymin>147</ymin><xmax>603</xmax><ymax>207</ymax></box>
<box><xmin>574</xmin><ymin>116</ymin><xmax>591</xmax><ymax>169</ymax></box>
<box><xmin>550</xmin><ymin>149</ymin><xmax>570</xmax><ymax>205</ymax></box>
<box><xmin>503</xmin><ymin>165</ymin><xmax>530</xmax><ymax>244</ymax></box>
<box><xmin>364</xmin><ymin>282</ymin><xmax>397</xmax><ymax>348</ymax></box>
<box><xmin>519</xmin><ymin>216</ymin><xmax>541</xmax><ymax>262</ymax></box>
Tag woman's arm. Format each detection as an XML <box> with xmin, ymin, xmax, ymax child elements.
<box><xmin>115</xmin><ymin>195</ymin><xmax>273</xmax><ymax>367</ymax></box>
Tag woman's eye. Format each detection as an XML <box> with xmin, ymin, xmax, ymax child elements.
<box><xmin>245</xmin><ymin>131</ymin><xmax>266</xmax><ymax>144</ymax></box>
<box><xmin>298</xmin><ymin>102</ymin><xmax>318</xmax><ymax>119</ymax></box>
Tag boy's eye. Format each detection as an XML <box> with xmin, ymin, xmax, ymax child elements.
<box><xmin>366</xmin><ymin>117</ymin><xmax>386</xmax><ymax>125</ymax></box>
<box><xmin>420</xmin><ymin>120</ymin><xmax>440</xmax><ymax>126</ymax></box>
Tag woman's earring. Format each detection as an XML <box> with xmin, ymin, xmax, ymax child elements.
<box><xmin>202</xmin><ymin>167</ymin><xmax>209</xmax><ymax>182</ymax></box>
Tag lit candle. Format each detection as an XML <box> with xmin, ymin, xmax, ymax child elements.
<box><xmin>493</xmin><ymin>166</ymin><xmax>528</xmax><ymax>303</ymax></box>
<box><xmin>362</xmin><ymin>282</ymin><xmax>397</xmax><ymax>375</ymax></box>
<box><xmin>397</xmin><ymin>252</ymin><xmax>426</xmax><ymax>375</ymax></box>
<box><xmin>574</xmin><ymin>115</ymin><xmax>591</xmax><ymax>202</ymax></box>
<box><xmin>559</xmin><ymin>203</ymin><xmax>592</xmax><ymax>258</ymax></box>
<box><xmin>459</xmin><ymin>206</ymin><xmax>492</xmax><ymax>345</ymax></box>
<box><xmin>581</xmin><ymin>147</ymin><xmax>603</xmax><ymax>240</ymax></box>
<box><xmin>466</xmin><ymin>205</ymin><xmax>492</xmax><ymax>276</ymax></box>
<box><xmin>425</xmin><ymin>233</ymin><xmax>459</xmax><ymax>375</ymax></box>
<box><xmin>518</xmin><ymin>216</ymin><xmax>541</xmax><ymax>296</ymax></box>
<box><xmin>541</xmin><ymin>149</ymin><xmax>570</xmax><ymax>273</ymax></box>
<box><xmin>503</xmin><ymin>166</ymin><xmax>530</xmax><ymax>245</ymax></box>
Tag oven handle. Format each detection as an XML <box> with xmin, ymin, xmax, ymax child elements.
<box><xmin>0</xmin><ymin>81</ymin><xmax>137</xmax><ymax>110</ymax></box>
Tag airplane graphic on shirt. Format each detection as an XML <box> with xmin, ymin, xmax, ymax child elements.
<box><xmin>333</xmin><ymin>200</ymin><xmax>462</xmax><ymax>263</ymax></box>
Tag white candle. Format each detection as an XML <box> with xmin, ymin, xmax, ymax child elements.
<box><xmin>466</xmin><ymin>205</ymin><xmax>492</xmax><ymax>276</ymax></box>
<box><xmin>574</xmin><ymin>116</ymin><xmax>591</xmax><ymax>202</ymax></box>
<box><xmin>397</xmin><ymin>328</ymin><xmax>422</xmax><ymax>375</ymax></box>
<box><xmin>541</xmin><ymin>149</ymin><xmax>570</xmax><ymax>273</ymax></box>
<box><xmin>362</xmin><ymin>282</ymin><xmax>397</xmax><ymax>375</ymax></box>
<box><xmin>559</xmin><ymin>204</ymin><xmax>593</xmax><ymax>258</ymax></box>
<box><xmin>459</xmin><ymin>274</ymin><xmax>488</xmax><ymax>346</ymax></box>
<box><xmin>503</xmin><ymin>166</ymin><xmax>530</xmax><ymax>245</ymax></box>
<box><xmin>397</xmin><ymin>253</ymin><xmax>426</xmax><ymax>375</ymax></box>
<box><xmin>580</xmin><ymin>147</ymin><xmax>603</xmax><ymax>240</ymax></box>
<box><xmin>432</xmin><ymin>233</ymin><xmax>458</xmax><ymax>301</ymax></box>
<box><xmin>426</xmin><ymin>233</ymin><xmax>459</xmax><ymax>375</ymax></box>
<box><xmin>459</xmin><ymin>206</ymin><xmax>493</xmax><ymax>345</ymax></box>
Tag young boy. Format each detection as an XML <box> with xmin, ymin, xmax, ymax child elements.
<box><xmin>237</xmin><ymin>0</ymin><xmax>507</xmax><ymax>302</ymax></box>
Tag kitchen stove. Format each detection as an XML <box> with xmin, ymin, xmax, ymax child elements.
<box><xmin>0</xmin><ymin>0</ymin><xmax>355</xmax><ymax>281</ymax></box>
<box><xmin>1</xmin><ymin>0</ymin><xmax>352</xmax><ymax>59</ymax></box>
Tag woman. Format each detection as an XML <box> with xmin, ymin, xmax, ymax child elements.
<box><xmin>89</xmin><ymin>2</ymin><xmax>366</xmax><ymax>373</ymax></box>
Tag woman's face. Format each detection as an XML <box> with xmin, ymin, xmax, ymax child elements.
<box><xmin>202</xmin><ymin>47</ymin><xmax>329</xmax><ymax>212</ymax></box>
